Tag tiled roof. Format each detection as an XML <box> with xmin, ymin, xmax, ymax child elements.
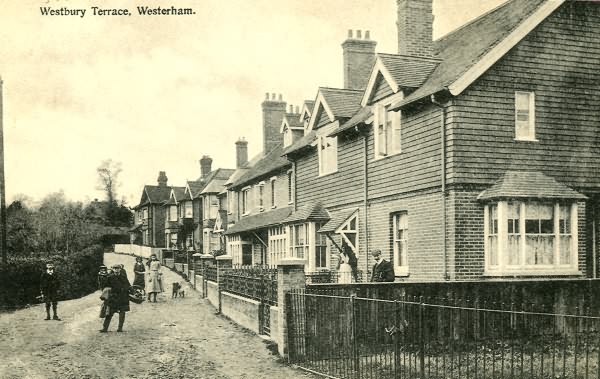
<box><xmin>283</xmin><ymin>112</ymin><xmax>303</xmax><ymax>129</ymax></box>
<box><xmin>397</xmin><ymin>0</ymin><xmax>547</xmax><ymax>108</ymax></box>
<box><xmin>320</xmin><ymin>87</ymin><xmax>363</xmax><ymax>119</ymax></box>
<box><xmin>477</xmin><ymin>171</ymin><xmax>587</xmax><ymax>201</ymax></box>
<box><xmin>172</xmin><ymin>187</ymin><xmax>186</xmax><ymax>202</ymax></box>
<box><xmin>198</xmin><ymin>168</ymin><xmax>235</xmax><ymax>195</ymax></box>
<box><xmin>318</xmin><ymin>208</ymin><xmax>358</xmax><ymax>234</ymax></box>
<box><xmin>224</xmin><ymin>206</ymin><xmax>293</xmax><ymax>235</ymax></box>
<box><xmin>230</xmin><ymin>144</ymin><xmax>291</xmax><ymax>190</ymax></box>
<box><xmin>143</xmin><ymin>185</ymin><xmax>172</xmax><ymax>205</ymax></box>
<box><xmin>303</xmin><ymin>100</ymin><xmax>315</xmax><ymax>113</ymax></box>
<box><xmin>282</xmin><ymin>202</ymin><xmax>330</xmax><ymax>224</ymax></box>
<box><xmin>330</xmin><ymin>106</ymin><xmax>372</xmax><ymax>137</ymax></box>
<box><xmin>378</xmin><ymin>54</ymin><xmax>440</xmax><ymax>89</ymax></box>
<box><xmin>186</xmin><ymin>181</ymin><xmax>202</xmax><ymax>200</ymax></box>
<box><xmin>281</xmin><ymin>130</ymin><xmax>317</xmax><ymax>156</ymax></box>
<box><xmin>224</xmin><ymin>152</ymin><xmax>264</xmax><ymax>187</ymax></box>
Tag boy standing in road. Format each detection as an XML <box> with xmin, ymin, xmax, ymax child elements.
<box><xmin>40</xmin><ymin>263</ymin><xmax>61</xmax><ymax>321</ymax></box>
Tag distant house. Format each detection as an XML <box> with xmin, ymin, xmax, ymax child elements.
<box><xmin>132</xmin><ymin>171</ymin><xmax>174</xmax><ymax>248</ymax></box>
<box><xmin>163</xmin><ymin>186</ymin><xmax>187</xmax><ymax>249</ymax></box>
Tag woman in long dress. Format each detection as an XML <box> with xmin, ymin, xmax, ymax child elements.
<box><xmin>146</xmin><ymin>254</ymin><xmax>163</xmax><ymax>303</ymax></box>
<box><xmin>338</xmin><ymin>252</ymin><xmax>353</xmax><ymax>284</ymax></box>
<box><xmin>132</xmin><ymin>256</ymin><xmax>146</xmax><ymax>294</ymax></box>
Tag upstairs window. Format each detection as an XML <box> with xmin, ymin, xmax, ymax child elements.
<box><xmin>168</xmin><ymin>205</ymin><xmax>177</xmax><ymax>222</ymax></box>
<box><xmin>515</xmin><ymin>91</ymin><xmax>535</xmax><ymax>140</ymax></box>
<box><xmin>374</xmin><ymin>104</ymin><xmax>401</xmax><ymax>158</ymax></box>
<box><xmin>270</xmin><ymin>178</ymin><xmax>276</xmax><ymax>208</ymax></box>
<box><xmin>184</xmin><ymin>201</ymin><xmax>193</xmax><ymax>218</ymax></box>
<box><xmin>143</xmin><ymin>208</ymin><xmax>148</xmax><ymax>220</ymax></box>
<box><xmin>318</xmin><ymin>135</ymin><xmax>337</xmax><ymax>175</ymax></box>
<box><xmin>257</xmin><ymin>182</ymin><xmax>264</xmax><ymax>211</ymax></box>
<box><xmin>287</xmin><ymin>170</ymin><xmax>294</xmax><ymax>204</ymax></box>
<box><xmin>227</xmin><ymin>191</ymin><xmax>234</xmax><ymax>215</ymax></box>
<box><xmin>242</xmin><ymin>187</ymin><xmax>250</xmax><ymax>215</ymax></box>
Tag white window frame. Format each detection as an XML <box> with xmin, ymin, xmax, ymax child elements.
<box><xmin>289</xmin><ymin>223</ymin><xmax>309</xmax><ymax>259</ymax></box>
<box><xmin>184</xmin><ymin>201</ymin><xmax>192</xmax><ymax>218</ymax></box>
<box><xmin>373</xmin><ymin>103</ymin><xmax>401</xmax><ymax>159</ymax></box>
<box><xmin>270</xmin><ymin>177</ymin><xmax>277</xmax><ymax>209</ymax></box>
<box><xmin>393</xmin><ymin>212</ymin><xmax>409</xmax><ymax>276</ymax></box>
<box><xmin>515</xmin><ymin>91</ymin><xmax>536</xmax><ymax>141</ymax></box>
<box><xmin>318</xmin><ymin>135</ymin><xmax>338</xmax><ymax>176</ymax></box>
<box><xmin>257</xmin><ymin>182</ymin><xmax>265</xmax><ymax>211</ymax></box>
<box><xmin>241</xmin><ymin>187</ymin><xmax>251</xmax><ymax>216</ymax></box>
<box><xmin>314</xmin><ymin>223</ymin><xmax>328</xmax><ymax>270</ymax></box>
<box><xmin>287</xmin><ymin>170</ymin><xmax>294</xmax><ymax>204</ymax></box>
<box><xmin>484</xmin><ymin>200</ymin><xmax>579</xmax><ymax>276</ymax></box>
<box><xmin>168</xmin><ymin>205</ymin><xmax>177</xmax><ymax>222</ymax></box>
<box><xmin>335</xmin><ymin>211</ymin><xmax>359</xmax><ymax>256</ymax></box>
<box><xmin>227</xmin><ymin>191</ymin><xmax>234</xmax><ymax>215</ymax></box>
<box><xmin>268</xmin><ymin>225</ymin><xmax>288</xmax><ymax>266</ymax></box>
<box><xmin>143</xmin><ymin>208</ymin><xmax>148</xmax><ymax>220</ymax></box>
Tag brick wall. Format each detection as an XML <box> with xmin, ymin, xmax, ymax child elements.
<box><xmin>396</xmin><ymin>0</ymin><xmax>433</xmax><ymax>57</ymax></box>
<box><xmin>368</xmin><ymin>190</ymin><xmax>445</xmax><ymax>281</ymax></box>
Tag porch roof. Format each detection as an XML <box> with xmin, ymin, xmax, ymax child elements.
<box><xmin>224</xmin><ymin>206</ymin><xmax>293</xmax><ymax>235</ymax></box>
<box><xmin>477</xmin><ymin>171</ymin><xmax>587</xmax><ymax>201</ymax></box>
<box><xmin>281</xmin><ymin>202</ymin><xmax>330</xmax><ymax>224</ymax></box>
<box><xmin>318</xmin><ymin>208</ymin><xmax>358</xmax><ymax>234</ymax></box>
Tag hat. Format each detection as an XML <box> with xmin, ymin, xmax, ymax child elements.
<box><xmin>99</xmin><ymin>264</ymin><xmax>107</xmax><ymax>269</ymax></box>
<box><xmin>112</xmin><ymin>264</ymin><xmax>122</xmax><ymax>269</ymax></box>
<box><xmin>46</xmin><ymin>263</ymin><xmax>55</xmax><ymax>269</ymax></box>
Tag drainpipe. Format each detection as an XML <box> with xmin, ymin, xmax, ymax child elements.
<box><xmin>358</xmin><ymin>125</ymin><xmax>369</xmax><ymax>283</ymax></box>
<box><xmin>430</xmin><ymin>94</ymin><xmax>449</xmax><ymax>281</ymax></box>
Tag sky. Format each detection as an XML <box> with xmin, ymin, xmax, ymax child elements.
<box><xmin>0</xmin><ymin>0</ymin><xmax>506</xmax><ymax>206</ymax></box>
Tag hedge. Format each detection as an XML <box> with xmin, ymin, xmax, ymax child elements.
<box><xmin>0</xmin><ymin>244</ymin><xmax>104</xmax><ymax>310</ymax></box>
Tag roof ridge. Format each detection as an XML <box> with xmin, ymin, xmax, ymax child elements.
<box><xmin>378</xmin><ymin>52</ymin><xmax>443</xmax><ymax>62</ymax></box>
<box><xmin>435</xmin><ymin>0</ymin><xmax>514</xmax><ymax>43</ymax></box>
<box><xmin>319</xmin><ymin>86</ymin><xmax>363</xmax><ymax>93</ymax></box>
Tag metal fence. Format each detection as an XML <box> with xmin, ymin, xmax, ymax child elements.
<box><xmin>220</xmin><ymin>266</ymin><xmax>278</xmax><ymax>305</ymax></box>
<box><xmin>287</xmin><ymin>292</ymin><xmax>600</xmax><ymax>379</ymax></box>
<box><xmin>205</xmin><ymin>266</ymin><xmax>218</xmax><ymax>283</ymax></box>
<box><xmin>306</xmin><ymin>270</ymin><xmax>364</xmax><ymax>285</ymax></box>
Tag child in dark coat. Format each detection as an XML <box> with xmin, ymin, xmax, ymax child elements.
<box><xmin>99</xmin><ymin>264</ymin><xmax>131</xmax><ymax>333</ymax></box>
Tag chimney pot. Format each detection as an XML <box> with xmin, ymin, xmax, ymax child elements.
<box><xmin>365</xmin><ymin>30</ymin><xmax>370</xmax><ymax>40</ymax></box>
<box><xmin>265</xmin><ymin>92</ymin><xmax>269</xmax><ymax>100</ymax></box>
<box><xmin>356</xmin><ymin>30</ymin><xmax>362</xmax><ymax>39</ymax></box>
<box><xmin>278</xmin><ymin>94</ymin><xmax>283</xmax><ymax>101</ymax></box>
<box><xmin>348</xmin><ymin>29</ymin><xmax>353</xmax><ymax>38</ymax></box>
<box><xmin>295</xmin><ymin>106</ymin><xmax>299</xmax><ymax>113</ymax></box>
<box><xmin>289</xmin><ymin>105</ymin><xmax>293</xmax><ymax>113</ymax></box>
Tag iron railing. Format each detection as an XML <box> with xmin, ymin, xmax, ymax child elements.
<box><xmin>205</xmin><ymin>266</ymin><xmax>218</xmax><ymax>283</ymax></box>
<box><xmin>305</xmin><ymin>270</ymin><xmax>364</xmax><ymax>284</ymax></box>
<box><xmin>220</xmin><ymin>266</ymin><xmax>278</xmax><ymax>305</ymax></box>
<box><xmin>287</xmin><ymin>292</ymin><xmax>600</xmax><ymax>379</ymax></box>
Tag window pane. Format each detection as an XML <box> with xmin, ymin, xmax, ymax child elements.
<box><xmin>516</xmin><ymin>92</ymin><xmax>530</xmax><ymax>109</ymax></box>
<box><xmin>525</xmin><ymin>236</ymin><xmax>554</xmax><ymax>265</ymax></box>
<box><xmin>489</xmin><ymin>235</ymin><xmax>498</xmax><ymax>266</ymax></box>
<box><xmin>507</xmin><ymin>235</ymin><xmax>521</xmax><ymax>265</ymax></box>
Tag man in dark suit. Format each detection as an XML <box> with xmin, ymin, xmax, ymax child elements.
<box><xmin>370</xmin><ymin>249</ymin><xmax>395</xmax><ymax>282</ymax></box>
<box><xmin>40</xmin><ymin>263</ymin><xmax>61</xmax><ymax>320</ymax></box>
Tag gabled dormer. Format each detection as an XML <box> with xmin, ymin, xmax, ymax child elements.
<box><xmin>280</xmin><ymin>105</ymin><xmax>303</xmax><ymax>148</ymax></box>
<box><xmin>300</xmin><ymin>100</ymin><xmax>315</xmax><ymax>131</ymax></box>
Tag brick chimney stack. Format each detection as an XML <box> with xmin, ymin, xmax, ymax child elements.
<box><xmin>200</xmin><ymin>155</ymin><xmax>213</xmax><ymax>178</ymax></box>
<box><xmin>261</xmin><ymin>93</ymin><xmax>286</xmax><ymax>154</ymax></box>
<box><xmin>397</xmin><ymin>0</ymin><xmax>434</xmax><ymax>57</ymax></box>
<box><xmin>235</xmin><ymin>138</ymin><xmax>248</xmax><ymax>168</ymax></box>
<box><xmin>342</xmin><ymin>29</ymin><xmax>377</xmax><ymax>90</ymax></box>
<box><xmin>157</xmin><ymin>171</ymin><xmax>168</xmax><ymax>187</ymax></box>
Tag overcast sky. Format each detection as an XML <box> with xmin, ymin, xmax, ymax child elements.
<box><xmin>0</xmin><ymin>0</ymin><xmax>505</xmax><ymax>206</ymax></box>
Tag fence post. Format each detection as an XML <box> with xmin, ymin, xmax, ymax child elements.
<box><xmin>199</xmin><ymin>254</ymin><xmax>213</xmax><ymax>298</ymax></box>
<box><xmin>216</xmin><ymin>255</ymin><xmax>232</xmax><ymax>314</ymax></box>
<box><xmin>350</xmin><ymin>294</ymin><xmax>360</xmax><ymax>378</ymax></box>
<box><xmin>277</xmin><ymin>258</ymin><xmax>306</xmax><ymax>358</ymax></box>
<box><xmin>419</xmin><ymin>296</ymin><xmax>425</xmax><ymax>378</ymax></box>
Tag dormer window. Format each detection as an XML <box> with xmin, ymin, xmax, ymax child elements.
<box><xmin>515</xmin><ymin>91</ymin><xmax>536</xmax><ymax>141</ymax></box>
<box><xmin>283</xmin><ymin>126</ymin><xmax>293</xmax><ymax>148</ymax></box>
<box><xmin>374</xmin><ymin>104</ymin><xmax>401</xmax><ymax>158</ymax></box>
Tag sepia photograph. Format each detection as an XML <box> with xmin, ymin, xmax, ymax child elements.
<box><xmin>1</xmin><ymin>0</ymin><xmax>599</xmax><ymax>378</ymax></box>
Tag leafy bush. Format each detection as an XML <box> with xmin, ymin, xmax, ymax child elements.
<box><xmin>0</xmin><ymin>244</ymin><xmax>103</xmax><ymax>310</ymax></box>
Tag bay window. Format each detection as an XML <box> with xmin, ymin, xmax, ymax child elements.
<box><xmin>289</xmin><ymin>223</ymin><xmax>308</xmax><ymax>259</ymax></box>
<box><xmin>168</xmin><ymin>205</ymin><xmax>177</xmax><ymax>222</ymax></box>
<box><xmin>484</xmin><ymin>200</ymin><xmax>578</xmax><ymax>275</ymax></box>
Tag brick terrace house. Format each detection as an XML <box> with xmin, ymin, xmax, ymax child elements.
<box><xmin>223</xmin><ymin>94</ymin><xmax>307</xmax><ymax>266</ymax></box>
<box><xmin>132</xmin><ymin>171</ymin><xmax>174</xmax><ymax>248</ymax></box>
<box><xmin>285</xmin><ymin>0</ymin><xmax>600</xmax><ymax>281</ymax></box>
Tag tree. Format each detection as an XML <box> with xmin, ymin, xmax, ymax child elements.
<box><xmin>6</xmin><ymin>199</ymin><xmax>36</xmax><ymax>255</ymax></box>
<box><xmin>96</xmin><ymin>159</ymin><xmax>122</xmax><ymax>206</ymax></box>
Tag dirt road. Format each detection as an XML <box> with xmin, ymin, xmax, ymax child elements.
<box><xmin>0</xmin><ymin>253</ymin><xmax>316</xmax><ymax>379</ymax></box>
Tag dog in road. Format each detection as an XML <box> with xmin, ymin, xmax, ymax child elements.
<box><xmin>171</xmin><ymin>282</ymin><xmax>185</xmax><ymax>298</ymax></box>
